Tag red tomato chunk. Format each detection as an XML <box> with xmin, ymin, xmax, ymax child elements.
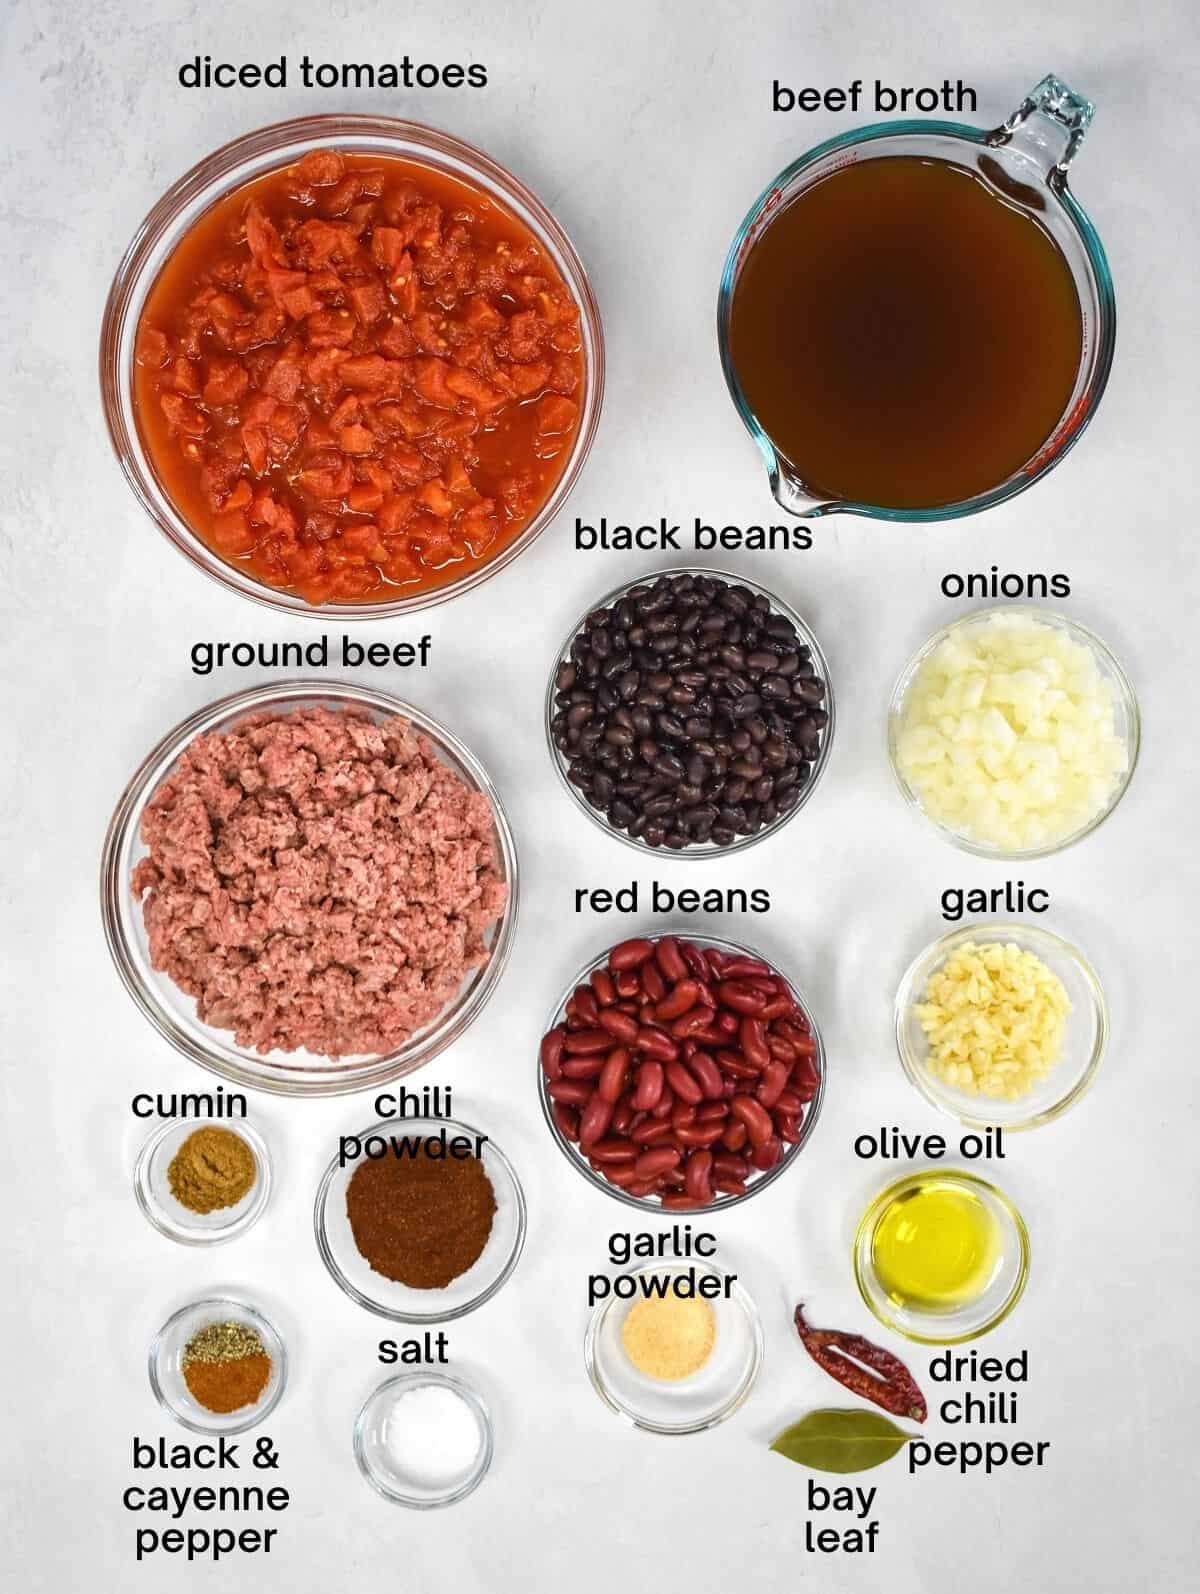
<box><xmin>134</xmin><ymin>150</ymin><xmax>586</xmax><ymax>605</ymax></box>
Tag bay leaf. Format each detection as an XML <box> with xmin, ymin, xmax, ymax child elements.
<box><xmin>769</xmin><ymin>1409</ymin><xmax>915</xmax><ymax>1474</ymax></box>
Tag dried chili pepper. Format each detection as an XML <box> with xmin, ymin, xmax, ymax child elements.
<box><xmin>794</xmin><ymin>1304</ymin><xmax>927</xmax><ymax>1423</ymax></box>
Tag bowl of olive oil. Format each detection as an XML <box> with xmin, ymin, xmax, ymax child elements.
<box><xmin>853</xmin><ymin>1170</ymin><xmax>1030</xmax><ymax>1343</ymax></box>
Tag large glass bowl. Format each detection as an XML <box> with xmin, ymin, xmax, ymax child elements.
<box><xmin>537</xmin><ymin>930</ymin><xmax>825</xmax><ymax>1213</ymax></box>
<box><xmin>101</xmin><ymin>682</ymin><xmax>518</xmax><ymax>1096</ymax></box>
<box><xmin>895</xmin><ymin>922</ymin><xmax>1108</xmax><ymax>1132</ymax></box>
<box><xmin>545</xmin><ymin>567</ymin><xmax>835</xmax><ymax>858</ymax></box>
<box><xmin>100</xmin><ymin>114</ymin><xmax>604</xmax><ymax>618</ymax></box>
<box><xmin>888</xmin><ymin>606</ymin><xmax>1139</xmax><ymax>859</ymax></box>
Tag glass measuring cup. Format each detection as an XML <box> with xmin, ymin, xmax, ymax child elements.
<box><xmin>718</xmin><ymin>76</ymin><xmax>1115</xmax><ymax>522</ymax></box>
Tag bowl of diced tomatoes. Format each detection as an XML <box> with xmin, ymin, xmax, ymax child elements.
<box><xmin>101</xmin><ymin>116</ymin><xmax>604</xmax><ymax>614</ymax></box>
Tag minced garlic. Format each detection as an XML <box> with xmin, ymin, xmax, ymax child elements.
<box><xmin>895</xmin><ymin>612</ymin><xmax>1128</xmax><ymax>852</ymax></box>
<box><xmin>914</xmin><ymin>940</ymin><xmax>1071</xmax><ymax>1100</ymax></box>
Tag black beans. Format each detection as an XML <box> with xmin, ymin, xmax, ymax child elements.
<box><xmin>551</xmin><ymin>572</ymin><xmax>829</xmax><ymax>849</ymax></box>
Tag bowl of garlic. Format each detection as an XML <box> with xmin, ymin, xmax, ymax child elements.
<box><xmin>894</xmin><ymin>923</ymin><xmax>1109</xmax><ymax>1131</ymax></box>
<box><xmin>888</xmin><ymin>607</ymin><xmax>1139</xmax><ymax>858</ymax></box>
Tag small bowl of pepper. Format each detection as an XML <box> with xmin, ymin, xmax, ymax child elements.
<box><xmin>133</xmin><ymin>1119</ymin><xmax>272</xmax><ymax>1245</ymax></box>
<box><xmin>314</xmin><ymin>1115</ymin><xmax>527</xmax><ymax>1322</ymax></box>
<box><xmin>149</xmin><ymin>1296</ymin><xmax>287</xmax><ymax>1435</ymax></box>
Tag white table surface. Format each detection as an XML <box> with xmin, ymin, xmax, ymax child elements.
<box><xmin>3</xmin><ymin>0</ymin><xmax>1198</xmax><ymax>1589</ymax></box>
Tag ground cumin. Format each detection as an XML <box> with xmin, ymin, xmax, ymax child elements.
<box><xmin>346</xmin><ymin>1143</ymin><xmax>496</xmax><ymax>1288</ymax></box>
<box><xmin>168</xmin><ymin>1126</ymin><xmax>256</xmax><ymax>1213</ymax></box>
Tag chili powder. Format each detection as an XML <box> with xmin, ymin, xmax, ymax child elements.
<box><xmin>346</xmin><ymin>1143</ymin><xmax>496</xmax><ymax>1288</ymax></box>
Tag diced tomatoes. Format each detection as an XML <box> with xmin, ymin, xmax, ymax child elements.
<box><xmin>134</xmin><ymin>151</ymin><xmax>585</xmax><ymax>604</ymax></box>
<box><xmin>203</xmin><ymin>358</ymin><xmax>250</xmax><ymax>407</ymax></box>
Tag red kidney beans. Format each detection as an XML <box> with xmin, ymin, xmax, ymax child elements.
<box><xmin>560</xmin><ymin>1055</ymin><xmax>607</xmax><ymax>1080</ymax></box>
<box><xmin>579</xmin><ymin>1093</ymin><xmax>614</xmax><ymax>1147</ymax></box>
<box><xmin>756</xmin><ymin>1059</ymin><xmax>790</xmax><ymax>1108</ymax></box>
<box><xmin>635</xmin><ymin>1146</ymin><xmax>682</xmax><ymax>1179</ymax></box>
<box><xmin>591</xmin><ymin>968</ymin><xmax>617</xmax><ymax>1006</ymax></box>
<box><xmin>632</xmin><ymin>1059</ymin><xmax>664</xmax><ymax>1111</ymax></box>
<box><xmin>598</xmin><ymin>1046</ymin><xmax>631</xmax><ymax>1104</ymax></box>
<box><xmin>598</xmin><ymin>1008</ymin><xmax>639</xmax><ymax>1044</ymax></box>
<box><xmin>564</xmin><ymin>1028</ymin><xmax>613</xmax><ymax>1056</ymax></box>
<box><xmin>665</xmin><ymin>1059</ymin><xmax>703</xmax><ymax>1105</ymax></box>
<box><xmin>685</xmin><ymin>1149</ymin><xmax>714</xmax><ymax>1203</ymax></box>
<box><xmin>656</xmin><ymin>936</ymin><xmax>689</xmax><ymax>983</ymax></box>
<box><xmin>688</xmin><ymin>1050</ymin><xmax>726</xmax><ymax>1099</ymax></box>
<box><xmin>573</xmin><ymin>986</ymin><xmax>600</xmax><ymax>1026</ymax></box>
<box><xmin>547</xmin><ymin>1079</ymin><xmax>592</xmax><ymax>1106</ymax></box>
<box><xmin>552</xmin><ymin>1103</ymin><xmax>580</xmax><ymax>1141</ymax></box>
<box><xmin>609</xmin><ymin>938</ymin><xmax>655</xmax><ymax>970</ymax></box>
<box><xmin>540</xmin><ymin>1025</ymin><xmax>566</xmax><ymax>1080</ymax></box>
<box><xmin>656</xmin><ymin>979</ymin><xmax>701</xmax><ymax>1021</ymax></box>
<box><xmin>631</xmin><ymin>1118</ymin><xmax>672</xmax><ymax>1146</ymax></box>
<box><xmin>721</xmin><ymin>1118</ymin><xmax>748</xmax><ymax>1152</ymax></box>
<box><xmin>730</xmin><ymin>1094</ymin><xmax>774</xmax><ymax>1149</ymax></box>
<box><xmin>589</xmin><ymin>1138</ymin><xmax>636</xmax><ymax>1165</ymax></box>
<box><xmin>542</xmin><ymin>936</ymin><xmax>821</xmax><ymax>1206</ymax></box>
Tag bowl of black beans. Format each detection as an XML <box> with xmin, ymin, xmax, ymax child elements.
<box><xmin>545</xmin><ymin>569</ymin><xmax>833</xmax><ymax>854</ymax></box>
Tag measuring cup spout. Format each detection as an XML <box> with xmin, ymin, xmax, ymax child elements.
<box><xmin>993</xmin><ymin>75</ymin><xmax>1095</xmax><ymax>189</ymax></box>
<box><xmin>767</xmin><ymin>452</ymin><xmax>828</xmax><ymax>518</ymax></box>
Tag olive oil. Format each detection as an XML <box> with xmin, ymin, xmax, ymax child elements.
<box><xmin>870</xmin><ymin>1177</ymin><xmax>1001</xmax><ymax>1312</ymax></box>
<box><xmin>728</xmin><ymin>155</ymin><xmax>1083</xmax><ymax>509</ymax></box>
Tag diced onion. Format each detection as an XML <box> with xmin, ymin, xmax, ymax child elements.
<box><xmin>896</xmin><ymin>613</ymin><xmax>1128</xmax><ymax>851</ymax></box>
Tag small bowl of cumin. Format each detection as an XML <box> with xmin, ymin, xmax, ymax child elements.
<box><xmin>133</xmin><ymin>1119</ymin><xmax>272</xmax><ymax>1245</ymax></box>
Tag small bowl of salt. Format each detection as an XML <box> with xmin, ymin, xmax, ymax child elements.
<box><xmin>354</xmin><ymin>1372</ymin><xmax>493</xmax><ymax>1508</ymax></box>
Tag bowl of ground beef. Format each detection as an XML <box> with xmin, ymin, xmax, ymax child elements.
<box><xmin>102</xmin><ymin>683</ymin><xmax>517</xmax><ymax>1094</ymax></box>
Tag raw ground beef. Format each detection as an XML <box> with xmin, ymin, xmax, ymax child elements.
<box><xmin>133</xmin><ymin>706</ymin><xmax>507</xmax><ymax>1057</ymax></box>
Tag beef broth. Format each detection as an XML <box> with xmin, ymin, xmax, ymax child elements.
<box><xmin>728</xmin><ymin>155</ymin><xmax>1083</xmax><ymax>510</ymax></box>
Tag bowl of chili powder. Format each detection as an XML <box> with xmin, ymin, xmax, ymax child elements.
<box><xmin>315</xmin><ymin>1115</ymin><xmax>526</xmax><ymax>1322</ymax></box>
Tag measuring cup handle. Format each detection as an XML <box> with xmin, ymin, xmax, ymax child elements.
<box><xmin>993</xmin><ymin>75</ymin><xmax>1095</xmax><ymax>186</ymax></box>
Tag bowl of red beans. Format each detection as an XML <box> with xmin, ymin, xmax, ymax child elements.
<box><xmin>537</xmin><ymin>932</ymin><xmax>825</xmax><ymax>1212</ymax></box>
<box><xmin>101</xmin><ymin>115</ymin><xmax>603</xmax><ymax>615</ymax></box>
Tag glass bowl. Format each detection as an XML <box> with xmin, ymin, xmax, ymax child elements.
<box><xmin>546</xmin><ymin>567</ymin><xmax>834</xmax><ymax>857</ymax></box>
<box><xmin>718</xmin><ymin>76</ymin><xmax>1115</xmax><ymax>522</ymax></box>
<box><xmin>101</xmin><ymin>681</ymin><xmax>518</xmax><ymax>1096</ymax></box>
<box><xmin>133</xmin><ymin>1118</ymin><xmax>272</xmax><ymax>1244</ymax></box>
<box><xmin>584</xmin><ymin>1261</ymin><xmax>762</xmax><ymax>1433</ymax></box>
<box><xmin>895</xmin><ymin>922</ymin><xmax>1108</xmax><ymax>1131</ymax></box>
<box><xmin>854</xmin><ymin>1170</ymin><xmax>1030</xmax><ymax>1344</ymax></box>
<box><xmin>538</xmin><ymin>930</ymin><xmax>825</xmax><ymax>1213</ymax></box>
<box><xmin>149</xmin><ymin>1295</ymin><xmax>287</xmax><ymax>1434</ymax></box>
<box><xmin>888</xmin><ymin>606</ymin><xmax>1139</xmax><ymax>859</ymax></box>
<box><xmin>314</xmin><ymin>1115</ymin><xmax>526</xmax><ymax>1322</ymax></box>
<box><xmin>99</xmin><ymin>114</ymin><xmax>604</xmax><ymax>618</ymax></box>
<box><xmin>354</xmin><ymin>1372</ymin><xmax>493</xmax><ymax>1507</ymax></box>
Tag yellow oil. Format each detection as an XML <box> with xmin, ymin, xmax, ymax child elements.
<box><xmin>871</xmin><ymin>1179</ymin><xmax>1001</xmax><ymax>1311</ymax></box>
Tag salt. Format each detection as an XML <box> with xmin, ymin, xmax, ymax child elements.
<box><xmin>381</xmin><ymin>1383</ymin><xmax>483</xmax><ymax>1490</ymax></box>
